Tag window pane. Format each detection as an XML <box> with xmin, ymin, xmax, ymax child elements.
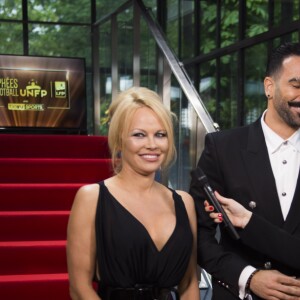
<box><xmin>0</xmin><ymin>0</ymin><xmax>22</xmax><ymax>20</ymax></box>
<box><xmin>140</xmin><ymin>18</ymin><xmax>157</xmax><ymax>91</ymax></box>
<box><xmin>169</xmin><ymin>78</ymin><xmax>188</xmax><ymax>189</ymax></box>
<box><xmin>28</xmin><ymin>0</ymin><xmax>91</xmax><ymax>23</ymax></box>
<box><xmin>244</xmin><ymin>43</ymin><xmax>267</xmax><ymax>125</ymax></box>
<box><xmin>245</xmin><ymin>0</ymin><xmax>268</xmax><ymax>38</ymax></box>
<box><xmin>86</xmin><ymin>71</ymin><xmax>94</xmax><ymax>135</ymax></box>
<box><xmin>166</xmin><ymin>0</ymin><xmax>179</xmax><ymax>55</ymax></box>
<box><xmin>221</xmin><ymin>0</ymin><xmax>239</xmax><ymax>47</ymax></box>
<box><xmin>96</xmin><ymin>0</ymin><xmax>128</xmax><ymax>21</ymax></box>
<box><xmin>274</xmin><ymin>0</ymin><xmax>300</xmax><ymax>27</ymax></box>
<box><xmin>199</xmin><ymin>1</ymin><xmax>217</xmax><ymax>54</ymax></box>
<box><xmin>168</xmin><ymin>75</ymin><xmax>198</xmax><ymax>190</ymax></box>
<box><xmin>28</xmin><ymin>24</ymin><xmax>91</xmax><ymax>65</ymax></box>
<box><xmin>219</xmin><ymin>54</ymin><xmax>238</xmax><ymax>129</ymax></box>
<box><xmin>117</xmin><ymin>8</ymin><xmax>133</xmax><ymax>91</ymax></box>
<box><xmin>0</xmin><ymin>22</ymin><xmax>23</xmax><ymax>54</ymax></box>
<box><xmin>143</xmin><ymin>0</ymin><xmax>157</xmax><ymax>9</ymax></box>
<box><xmin>199</xmin><ymin>60</ymin><xmax>217</xmax><ymax>123</ymax></box>
<box><xmin>99</xmin><ymin>22</ymin><xmax>112</xmax><ymax>136</ymax></box>
<box><xmin>181</xmin><ymin>0</ymin><xmax>195</xmax><ymax>60</ymax></box>
<box><xmin>99</xmin><ymin>23</ymin><xmax>112</xmax><ymax>70</ymax></box>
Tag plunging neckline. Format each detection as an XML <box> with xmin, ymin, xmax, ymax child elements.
<box><xmin>103</xmin><ymin>183</ymin><xmax>178</xmax><ymax>253</ymax></box>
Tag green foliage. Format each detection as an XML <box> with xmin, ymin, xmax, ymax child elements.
<box><xmin>247</xmin><ymin>24</ymin><xmax>267</xmax><ymax>37</ymax></box>
<box><xmin>99</xmin><ymin>99</ymin><xmax>110</xmax><ymax>136</ymax></box>
<box><xmin>27</xmin><ymin>0</ymin><xmax>90</xmax><ymax>23</ymax></box>
<box><xmin>196</xmin><ymin>0</ymin><xmax>271</xmax><ymax>128</ymax></box>
<box><xmin>0</xmin><ymin>1</ymin><xmax>23</xmax><ymax>54</ymax></box>
<box><xmin>96</xmin><ymin>0</ymin><xmax>128</xmax><ymax>21</ymax></box>
<box><xmin>0</xmin><ymin>0</ymin><xmax>22</xmax><ymax>19</ymax></box>
<box><xmin>28</xmin><ymin>24</ymin><xmax>91</xmax><ymax>65</ymax></box>
<box><xmin>0</xmin><ymin>23</ymin><xmax>23</xmax><ymax>54</ymax></box>
<box><xmin>222</xmin><ymin>10</ymin><xmax>239</xmax><ymax>27</ymax></box>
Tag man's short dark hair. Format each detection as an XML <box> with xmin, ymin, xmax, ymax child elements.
<box><xmin>266</xmin><ymin>42</ymin><xmax>300</xmax><ymax>78</ymax></box>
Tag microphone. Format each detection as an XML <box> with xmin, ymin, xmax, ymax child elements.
<box><xmin>191</xmin><ymin>167</ymin><xmax>240</xmax><ymax>240</ymax></box>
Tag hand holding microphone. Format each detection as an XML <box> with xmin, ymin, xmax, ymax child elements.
<box><xmin>191</xmin><ymin>167</ymin><xmax>240</xmax><ymax>240</ymax></box>
<box><xmin>205</xmin><ymin>191</ymin><xmax>252</xmax><ymax>230</ymax></box>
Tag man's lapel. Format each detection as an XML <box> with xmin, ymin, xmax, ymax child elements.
<box><xmin>241</xmin><ymin>119</ymin><xmax>284</xmax><ymax>226</ymax></box>
<box><xmin>283</xmin><ymin>167</ymin><xmax>300</xmax><ymax>232</ymax></box>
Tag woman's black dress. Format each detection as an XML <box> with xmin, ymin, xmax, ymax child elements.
<box><xmin>95</xmin><ymin>181</ymin><xmax>193</xmax><ymax>299</ymax></box>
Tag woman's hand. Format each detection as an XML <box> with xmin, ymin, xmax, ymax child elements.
<box><xmin>204</xmin><ymin>191</ymin><xmax>252</xmax><ymax>228</ymax></box>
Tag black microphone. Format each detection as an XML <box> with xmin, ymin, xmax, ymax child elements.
<box><xmin>192</xmin><ymin>167</ymin><xmax>240</xmax><ymax>240</ymax></box>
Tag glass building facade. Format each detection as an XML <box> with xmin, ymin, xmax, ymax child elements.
<box><xmin>1</xmin><ymin>0</ymin><xmax>299</xmax><ymax>132</ymax></box>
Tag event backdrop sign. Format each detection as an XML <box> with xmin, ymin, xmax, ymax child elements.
<box><xmin>0</xmin><ymin>55</ymin><xmax>86</xmax><ymax>131</ymax></box>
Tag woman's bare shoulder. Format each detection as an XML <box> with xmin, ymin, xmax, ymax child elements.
<box><xmin>175</xmin><ymin>190</ymin><xmax>195</xmax><ymax>209</ymax></box>
<box><xmin>72</xmin><ymin>183</ymin><xmax>100</xmax><ymax>210</ymax></box>
<box><xmin>175</xmin><ymin>189</ymin><xmax>193</xmax><ymax>201</ymax></box>
<box><xmin>77</xmin><ymin>183</ymin><xmax>99</xmax><ymax>194</ymax></box>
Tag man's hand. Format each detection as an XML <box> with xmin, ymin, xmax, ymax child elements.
<box><xmin>250</xmin><ymin>269</ymin><xmax>300</xmax><ymax>299</ymax></box>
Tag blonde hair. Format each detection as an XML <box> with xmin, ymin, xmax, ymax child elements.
<box><xmin>108</xmin><ymin>87</ymin><xmax>176</xmax><ymax>174</ymax></box>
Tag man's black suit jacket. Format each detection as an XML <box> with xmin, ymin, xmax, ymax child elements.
<box><xmin>190</xmin><ymin>118</ymin><xmax>300</xmax><ymax>300</ymax></box>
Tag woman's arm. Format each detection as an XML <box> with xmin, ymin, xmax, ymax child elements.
<box><xmin>177</xmin><ymin>191</ymin><xmax>200</xmax><ymax>300</ymax></box>
<box><xmin>67</xmin><ymin>184</ymin><xmax>101</xmax><ymax>300</ymax></box>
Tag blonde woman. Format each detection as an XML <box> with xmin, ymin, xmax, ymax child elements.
<box><xmin>67</xmin><ymin>87</ymin><xmax>200</xmax><ymax>300</ymax></box>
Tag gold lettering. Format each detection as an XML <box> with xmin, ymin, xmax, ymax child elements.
<box><xmin>19</xmin><ymin>89</ymin><xmax>47</xmax><ymax>98</ymax></box>
<box><xmin>25</xmin><ymin>104</ymin><xmax>44</xmax><ymax>111</ymax></box>
<box><xmin>0</xmin><ymin>78</ymin><xmax>19</xmax><ymax>88</ymax></box>
<box><xmin>0</xmin><ymin>88</ymin><xmax>19</xmax><ymax>96</ymax></box>
<box><xmin>7</xmin><ymin>103</ymin><xmax>45</xmax><ymax>111</ymax></box>
<box><xmin>8</xmin><ymin>103</ymin><xmax>26</xmax><ymax>110</ymax></box>
<box><xmin>19</xmin><ymin>89</ymin><xmax>27</xmax><ymax>97</ymax></box>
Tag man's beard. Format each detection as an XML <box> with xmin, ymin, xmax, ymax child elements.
<box><xmin>273</xmin><ymin>90</ymin><xmax>300</xmax><ymax>129</ymax></box>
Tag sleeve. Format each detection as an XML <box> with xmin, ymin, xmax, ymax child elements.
<box><xmin>240</xmin><ymin>213</ymin><xmax>300</xmax><ymax>270</ymax></box>
<box><xmin>189</xmin><ymin>133</ymin><xmax>249</xmax><ymax>297</ymax></box>
<box><xmin>239</xmin><ymin>266</ymin><xmax>256</xmax><ymax>299</ymax></box>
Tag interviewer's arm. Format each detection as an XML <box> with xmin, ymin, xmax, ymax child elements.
<box><xmin>206</xmin><ymin>192</ymin><xmax>300</xmax><ymax>269</ymax></box>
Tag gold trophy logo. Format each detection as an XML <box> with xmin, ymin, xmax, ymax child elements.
<box><xmin>19</xmin><ymin>79</ymin><xmax>47</xmax><ymax>98</ymax></box>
